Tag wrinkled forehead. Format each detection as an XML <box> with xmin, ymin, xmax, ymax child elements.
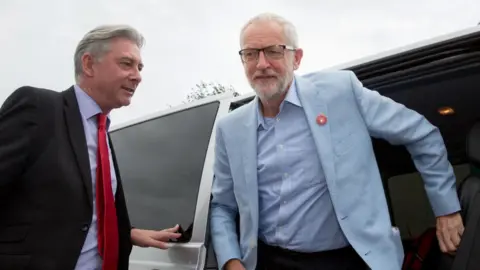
<box><xmin>241</xmin><ymin>21</ymin><xmax>287</xmax><ymax>49</ymax></box>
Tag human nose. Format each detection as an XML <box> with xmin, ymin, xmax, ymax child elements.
<box><xmin>131</xmin><ymin>67</ymin><xmax>142</xmax><ymax>84</ymax></box>
<box><xmin>256</xmin><ymin>51</ymin><xmax>270</xmax><ymax>69</ymax></box>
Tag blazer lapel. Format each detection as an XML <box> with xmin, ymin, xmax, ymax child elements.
<box><xmin>296</xmin><ymin>76</ymin><xmax>338</xmax><ymax>187</ymax></box>
<box><xmin>240</xmin><ymin>99</ymin><xmax>259</xmax><ymax>226</ymax></box>
<box><xmin>63</xmin><ymin>87</ymin><xmax>93</xmax><ymax>208</ymax></box>
<box><xmin>108</xmin><ymin>135</ymin><xmax>125</xmax><ymax>202</ymax></box>
<box><xmin>109</xmin><ymin>135</ymin><xmax>132</xmax><ymax>239</ymax></box>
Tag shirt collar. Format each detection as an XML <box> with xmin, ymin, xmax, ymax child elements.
<box><xmin>256</xmin><ymin>76</ymin><xmax>301</xmax><ymax>129</ymax></box>
<box><xmin>73</xmin><ymin>85</ymin><xmax>111</xmax><ymax>129</ymax></box>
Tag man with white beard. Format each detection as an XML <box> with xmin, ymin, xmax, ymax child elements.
<box><xmin>209</xmin><ymin>12</ymin><xmax>464</xmax><ymax>270</ymax></box>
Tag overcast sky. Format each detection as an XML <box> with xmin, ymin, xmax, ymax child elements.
<box><xmin>1</xmin><ymin>0</ymin><xmax>478</xmax><ymax>126</ymax></box>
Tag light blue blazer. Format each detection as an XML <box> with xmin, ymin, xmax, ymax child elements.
<box><xmin>209</xmin><ymin>70</ymin><xmax>460</xmax><ymax>270</ymax></box>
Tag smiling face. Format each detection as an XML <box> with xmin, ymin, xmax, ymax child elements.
<box><xmin>81</xmin><ymin>37</ymin><xmax>143</xmax><ymax>112</ymax></box>
<box><xmin>240</xmin><ymin>20</ymin><xmax>303</xmax><ymax>101</ymax></box>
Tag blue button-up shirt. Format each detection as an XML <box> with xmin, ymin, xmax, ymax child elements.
<box><xmin>256</xmin><ymin>78</ymin><xmax>349</xmax><ymax>252</ymax></box>
<box><xmin>73</xmin><ymin>85</ymin><xmax>118</xmax><ymax>270</ymax></box>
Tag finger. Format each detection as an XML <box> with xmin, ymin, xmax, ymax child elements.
<box><xmin>166</xmin><ymin>232</ymin><xmax>182</xmax><ymax>239</ymax></box>
<box><xmin>163</xmin><ymin>224</ymin><xmax>180</xmax><ymax>233</ymax></box>
<box><xmin>451</xmin><ymin>230</ymin><xmax>462</xmax><ymax>248</ymax></box>
<box><xmin>458</xmin><ymin>225</ymin><xmax>465</xmax><ymax>237</ymax></box>
<box><xmin>147</xmin><ymin>239</ymin><xmax>170</xmax><ymax>250</ymax></box>
<box><xmin>168</xmin><ymin>232</ymin><xmax>182</xmax><ymax>239</ymax></box>
<box><xmin>437</xmin><ymin>231</ymin><xmax>448</xmax><ymax>253</ymax></box>
<box><xmin>443</xmin><ymin>232</ymin><xmax>457</xmax><ymax>252</ymax></box>
<box><xmin>151</xmin><ymin>231</ymin><xmax>182</xmax><ymax>241</ymax></box>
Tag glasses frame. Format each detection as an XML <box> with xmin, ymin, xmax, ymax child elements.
<box><xmin>238</xmin><ymin>44</ymin><xmax>296</xmax><ymax>63</ymax></box>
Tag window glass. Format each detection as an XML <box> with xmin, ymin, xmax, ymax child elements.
<box><xmin>110</xmin><ymin>102</ymin><xmax>220</xmax><ymax>240</ymax></box>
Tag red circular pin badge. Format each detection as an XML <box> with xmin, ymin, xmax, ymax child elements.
<box><xmin>316</xmin><ymin>114</ymin><xmax>327</xmax><ymax>125</ymax></box>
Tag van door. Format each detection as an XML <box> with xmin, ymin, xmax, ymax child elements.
<box><xmin>110</xmin><ymin>99</ymin><xmax>229</xmax><ymax>270</ymax></box>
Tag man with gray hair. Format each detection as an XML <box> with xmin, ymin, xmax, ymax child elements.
<box><xmin>210</xmin><ymin>13</ymin><xmax>464</xmax><ymax>270</ymax></box>
<box><xmin>0</xmin><ymin>25</ymin><xmax>180</xmax><ymax>270</ymax></box>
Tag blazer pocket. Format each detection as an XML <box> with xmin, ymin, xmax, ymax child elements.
<box><xmin>0</xmin><ymin>224</ymin><xmax>30</xmax><ymax>243</ymax></box>
<box><xmin>0</xmin><ymin>254</ymin><xmax>30</xmax><ymax>270</ymax></box>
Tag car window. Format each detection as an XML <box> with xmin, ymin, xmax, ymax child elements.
<box><xmin>110</xmin><ymin>101</ymin><xmax>220</xmax><ymax>241</ymax></box>
<box><xmin>387</xmin><ymin>163</ymin><xmax>469</xmax><ymax>239</ymax></box>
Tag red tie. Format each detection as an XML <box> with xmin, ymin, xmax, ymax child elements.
<box><xmin>96</xmin><ymin>113</ymin><xmax>119</xmax><ymax>270</ymax></box>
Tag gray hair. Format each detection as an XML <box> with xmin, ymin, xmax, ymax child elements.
<box><xmin>240</xmin><ymin>13</ymin><xmax>299</xmax><ymax>48</ymax></box>
<box><xmin>74</xmin><ymin>24</ymin><xmax>145</xmax><ymax>82</ymax></box>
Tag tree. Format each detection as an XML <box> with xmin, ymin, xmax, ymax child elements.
<box><xmin>186</xmin><ymin>81</ymin><xmax>240</xmax><ymax>103</ymax></box>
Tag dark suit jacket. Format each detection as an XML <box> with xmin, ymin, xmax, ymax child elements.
<box><xmin>0</xmin><ymin>86</ymin><xmax>132</xmax><ymax>270</ymax></box>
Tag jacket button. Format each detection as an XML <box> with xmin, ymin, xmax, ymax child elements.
<box><xmin>81</xmin><ymin>224</ymin><xmax>89</xmax><ymax>232</ymax></box>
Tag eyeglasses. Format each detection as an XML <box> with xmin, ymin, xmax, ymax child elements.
<box><xmin>238</xmin><ymin>44</ymin><xmax>296</xmax><ymax>63</ymax></box>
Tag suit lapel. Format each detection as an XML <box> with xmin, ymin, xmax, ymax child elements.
<box><xmin>296</xmin><ymin>76</ymin><xmax>338</xmax><ymax>187</ymax></box>
<box><xmin>108</xmin><ymin>135</ymin><xmax>125</xmax><ymax>202</ymax></box>
<box><xmin>63</xmin><ymin>87</ymin><xmax>93</xmax><ymax>208</ymax></box>
<box><xmin>108</xmin><ymin>135</ymin><xmax>129</xmax><ymax>211</ymax></box>
<box><xmin>109</xmin><ymin>135</ymin><xmax>132</xmax><ymax>244</ymax></box>
<box><xmin>241</xmin><ymin>99</ymin><xmax>259</xmax><ymax>226</ymax></box>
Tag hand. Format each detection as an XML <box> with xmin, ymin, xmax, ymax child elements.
<box><xmin>131</xmin><ymin>225</ymin><xmax>182</xmax><ymax>249</ymax></box>
<box><xmin>225</xmin><ymin>259</ymin><xmax>245</xmax><ymax>270</ymax></box>
<box><xmin>436</xmin><ymin>212</ymin><xmax>464</xmax><ymax>254</ymax></box>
